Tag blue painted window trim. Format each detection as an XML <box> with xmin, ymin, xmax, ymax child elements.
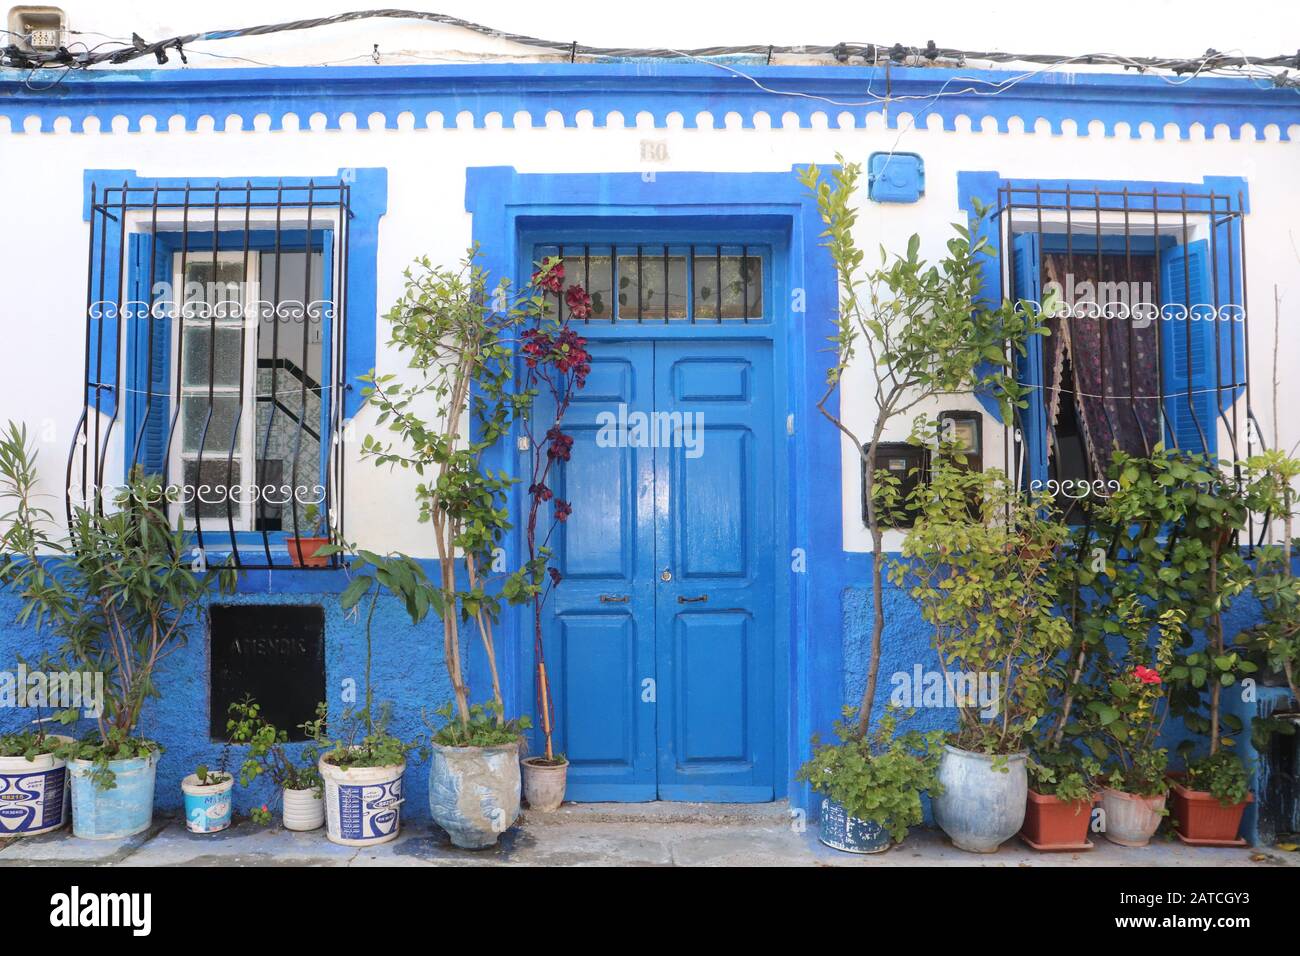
<box><xmin>959</xmin><ymin>171</ymin><xmax>1249</xmax><ymax>480</ymax></box>
<box><xmin>83</xmin><ymin>167</ymin><xmax>386</xmax><ymax>562</ymax></box>
<box><xmin>464</xmin><ymin>165</ymin><xmax>838</xmax><ymax>807</ymax></box>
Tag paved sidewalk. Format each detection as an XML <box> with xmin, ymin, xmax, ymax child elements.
<box><xmin>1</xmin><ymin>802</ymin><xmax>1295</xmax><ymax>867</ymax></box>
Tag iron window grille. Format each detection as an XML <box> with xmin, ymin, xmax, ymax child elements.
<box><xmin>534</xmin><ymin>244</ymin><xmax>765</xmax><ymax>324</ymax></box>
<box><xmin>71</xmin><ymin>180</ymin><xmax>352</xmax><ymax>569</ymax></box>
<box><xmin>986</xmin><ymin>182</ymin><xmax>1261</xmax><ymax>540</ymax></box>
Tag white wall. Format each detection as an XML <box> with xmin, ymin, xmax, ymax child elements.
<box><xmin>3</xmin><ymin>3</ymin><xmax>1299</xmax><ymax>555</ymax></box>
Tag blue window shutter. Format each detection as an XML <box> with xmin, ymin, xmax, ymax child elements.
<box><xmin>1159</xmin><ymin>239</ymin><xmax>1216</xmax><ymax>458</ymax></box>
<box><xmin>1011</xmin><ymin>232</ymin><xmax>1048</xmax><ymax>486</ymax></box>
<box><xmin>128</xmin><ymin>238</ymin><xmax>170</xmax><ymax>478</ymax></box>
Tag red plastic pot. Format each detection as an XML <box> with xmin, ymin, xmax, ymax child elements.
<box><xmin>287</xmin><ymin>536</ymin><xmax>331</xmax><ymax>568</ymax></box>
<box><xmin>1019</xmin><ymin>788</ymin><xmax>1095</xmax><ymax>851</ymax></box>
<box><xmin>1170</xmin><ymin>782</ymin><xmax>1252</xmax><ymax>846</ymax></box>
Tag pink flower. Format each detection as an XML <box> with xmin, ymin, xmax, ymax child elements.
<box><xmin>1135</xmin><ymin>666</ymin><xmax>1161</xmax><ymax>685</ymax></box>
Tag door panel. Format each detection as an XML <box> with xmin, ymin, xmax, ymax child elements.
<box><xmin>654</xmin><ymin>341</ymin><xmax>775</xmax><ymax>801</ymax></box>
<box><xmin>542</xmin><ymin>344</ymin><xmax>657</xmax><ymax>800</ymax></box>
<box><xmin>538</xmin><ymin>338</ymin><xmax>775</xmax><ymax>802</ymax></box>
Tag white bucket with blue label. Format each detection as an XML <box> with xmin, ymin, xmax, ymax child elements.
<box><xmin>319</xmin><ymin>757</ymin><xmax>404</xmax><ymax>847</ymax></box>
<box><xmin>181</xmin><ymin>773</ymin><xmax>235</xmax><ymax>834</ymax></box>
<box><xmin>0</xmin><ymin>735</ymin><xmax>71</xmax><ymax>837</ymax></box>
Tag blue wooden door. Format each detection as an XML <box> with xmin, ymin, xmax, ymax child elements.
<box><xmin>542</xmin><ymin>342</ymin><xmax>658</xmax><ymax>800</ymax></box>
<box><xmin>540</xmin><ymin>339</ymin><xmax>775</xmax><ymax>802</ymax></box>
<box><xmin>652</xmin><ymin>341</ymin><xmax>775</xmax><ymax>800</ymax></box>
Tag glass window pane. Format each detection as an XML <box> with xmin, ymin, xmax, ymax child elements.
<box><xmin>181</xmin><ymin>326</ymin><xmax>243</xmax><ymax>388</ymax></box>
<box><xmin>180</xmin><ymin>259</ymin><xmax>244</xmax><ymax>320</ymax></box>
<box><xmin>181</xmin><ymin>459</ymin><xmax>242</xmax><ymax>520</ymax></box>
<box><xmin>721</xmin><ymin>253</ymin><xmax>762</xmax><ymax>319</ymax></box>
<box><xmin>561</xmin><ymin>251</ymin><xmax>613</xmax><ymax>322</ymax></box>
<box><xmin>258</xmin><ymin>251</ymin><xmax>326</xmax><ymax>386</ymax></box>
<box><xmin>181</xmin><ymin>394</ymin><xmax>242</xmax><ymax>455</ymax></box>
<box><xmin>617</xmin><ymin>249</ymin><xmax>688</xmax><ymax>321</ymax></box>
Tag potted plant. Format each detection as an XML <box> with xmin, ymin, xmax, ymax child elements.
<box><xmin>286</xmin><ymin>503</ymin><xmax>330</xmax><ymax>568</ymax></box>
<box><xmin>798</xmin><ymin>706</ymin><xmax>944</xmax><ymax>853</ymax></box>
<box><xmin>226</xmin><ymin>696</ymin><xmax>324</xmax><ymax>831</ymax></box>
<box><xmin>362</xmin><ymin>252</ymin><xmax>586</xmax><ymax>846</ymax></box>
<box><xmin>1170</xmin><ymin>750</ymin><xmax>1254</xmax><ymax>845</ymax></box>
<box><xmin>180</xmin><ymin>759</ymin><xmax>233</xmax><ymax>835</ymax></box>
<box><xmin>897</xmin><ymin>459</ymin><xmax>1073</xmax><ymax>852</ymax></box>
<box><xmin>510</xmin><ymin>259</ymin><xmax>592</xmax><ymax>812</ymax></box>
<box><xmin>0</xmin><ymin>425</ymin><xmax>233</xmax><ymax>839</ymax></box>
<box><xmin>426</xmin><ymin>701</ymin><xmax>530</xmax><ymax>849</ymax></box>
<box><xmin>0</xmin><ymin>724</ymin><xmax>73</xmax><ymax>836</ymax></box>
<box><xmin>1085</xmin><ymin>609</ymin><xmax>1179</xmax><ymax>847</ymax></box>
<box><xmin>796</xmin><ymin>157</ymin><xmax>1043</xmax><ymax>747</ymax></box>
<box><xmin>1021</xmin><ymin>748</ymin><xmax>1100</xmax><ymax>850</ymax></box>
<box><xmin>312</xmin><ymin>547</ymin><xmax>433</xmax><ymax>847</ymax></box>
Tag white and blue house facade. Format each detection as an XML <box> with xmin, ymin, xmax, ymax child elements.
<box><xmin>2</xmin><ymin>22</ymin><xmax>1299</xmax><ymax>839</ymax></box>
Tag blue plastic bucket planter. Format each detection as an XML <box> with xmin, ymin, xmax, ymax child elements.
<box><xmin>67</xmin><ymin>750</ymin><xmax>158</xmax><ymax>840</ymax></box>
<box><xmin>181</xmin><ymin>774</ymin><xmax>234</xmax><ymax>833</ymax></box>
<box><xmin>0</xmin><ymin>735</ymin><xmax>72</xmax><ymax>836</ymax></box>
<box><xmin>818</xmin><ymin>797</ymin><xmax>892</xmax><ymax>853</ymax></box>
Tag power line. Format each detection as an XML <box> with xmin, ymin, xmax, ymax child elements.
<box><xmin>2</xmin><ymin>9</ymin><xmax>1299</xmax><ymax>90</ymax></box>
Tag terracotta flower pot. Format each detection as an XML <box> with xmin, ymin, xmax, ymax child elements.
<box><xmin>1100</xmin><ymin>787</ymin><xmax>1166</xmax><ymax>847</ymax></box>
<box><xmin>1170</xmin><ymin>782</ymin><xmax>1252</xmax><ymax>846</ymax></box>
<box><xmin>287</xmin><ymin>536</ymin><xmax>331</xmax><ymax>568</ymax></box>
<box><xmin>1019</xmin><ymin>788</ymin><xmax>1095</xmax><ymax>851</ymax></box>
<box><xmin>521</xmin><ymin>757</ymin><xmax>568</xmax><ymax>812</ymax></box>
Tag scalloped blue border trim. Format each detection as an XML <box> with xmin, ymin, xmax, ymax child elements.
<box><xmin>2</xmin><ymin>63</ymin><xmax>1298</xmax><ymax>139</ymax></box>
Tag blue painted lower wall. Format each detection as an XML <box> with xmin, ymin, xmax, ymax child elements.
<box><xmin>0</xmin><ymin>553</ymin><xmax>1293</xmax><ymax>836</ymax></box>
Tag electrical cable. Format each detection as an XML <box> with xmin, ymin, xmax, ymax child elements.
<box><xmin>1</xmin><ymin>8</ymin><xmax>1298</xmax><ymax>90</ymax></box>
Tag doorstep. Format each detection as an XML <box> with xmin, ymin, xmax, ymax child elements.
<box><xmin>0</xmin><ymin>804</ymin><xmax>1295</xmax><ymax>867</ymax></box>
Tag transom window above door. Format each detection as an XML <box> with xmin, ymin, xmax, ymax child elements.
<box><xmin>534</xmin><ymin>244</ymin><xmax>766</xmax><ymax>324</ymax></box>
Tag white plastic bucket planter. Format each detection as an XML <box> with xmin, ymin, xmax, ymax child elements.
<box><xmin>319</xmin><ymin>758</ymin><xmax>404</xmax><ymax>847</ymax></box>
<box><xmin>181</xmin><ymin>774</ymin><xmax>234</xmax><ymax>834</ymax></box>
<box><xmin>430</xmin><ymin>740</ymin><xmax>520</xmax><ymax>849</ymax></box>
<box><xmin>68</xmin><ymin>750</ymin><xmax>158</xmax><ymax>840</ymax></box>
<box><xmin>282</xmin><ymin>787</ymin><xmax>324</xmax><ymax>831</ymax></box>
<box><xmin>0</xmin><ymin>735</ymin><xmax>72</xmax><ymax>837</ymax></box>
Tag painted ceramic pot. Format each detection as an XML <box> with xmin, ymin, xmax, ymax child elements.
<box><xmin>932</xmin><ymin>745</ymin><xmax>1028</xmax><ymax>853</ymax></box>
<box><xmin>429</xmin><ymin>739</ymin><xmax>520</xmax><ymax>849</ymax></box>
<box><xmin>817</xmin><ymin>797</ymin><xmax>892</xmax><ymax>853</ymax></box>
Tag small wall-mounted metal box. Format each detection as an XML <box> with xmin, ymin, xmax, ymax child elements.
<box><xmin>863</xmin><ymin>441</ymin><xmax>930</xmax><ymax>528</ymax></box>
<box><xmin>867</xmin><ymin>152</ymin><xmax>925</xmax><ymax>203</ymax></box>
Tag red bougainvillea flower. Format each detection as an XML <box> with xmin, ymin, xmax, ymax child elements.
<box><xmin>529</xmin><ymin>482</ymin><xmax>553</xmax><ymax>502</ymax></box>
<box><xmin>548</xmin><ymin>567</ymin><xmax>563</xmax><ymax>586</ymax></box>
<box><xmin>565</xmin><ymin>284</ymin><xmax>593</xmax><ymax>321</ymax></box>
<box><xmin>554</xmin><ymin>499</ymin><xmax>572</xmax><ymax>522</ymax></box>
<box><xmin>1134</xmin><ymin>665</ymin><xmax>1161</xmax><ymax>685</ymax></box>
<box><xmin>532</xmin><ymin>259</ymin><xmax>564</xmax><ymax>294</ymax></box>
<box><xmin>546</xmin><ymin>426</ymin><xmax>574</xmax><ymax>461</ymax></box>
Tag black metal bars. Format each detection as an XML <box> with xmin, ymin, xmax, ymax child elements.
<box><xmin>72</xmin><ymin>180</ymin><xmax>350</xmax><ymax>570</ymax></box>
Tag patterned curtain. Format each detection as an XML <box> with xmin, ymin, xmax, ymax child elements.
<box><xmin>1042</xmin><ymin>253</ymin><xmax>1161</xmax><ymax>475</ymax></box>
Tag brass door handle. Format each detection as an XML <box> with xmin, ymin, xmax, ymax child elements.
<box><xmin>599</xmin><ymin>594</ymin><xmax>630</xmax><ymax>604</ymax></box>
<box><xmin>677</xmin><ymin>594</ymin><xmax>708</xmax><ymax>604</ymax></box>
